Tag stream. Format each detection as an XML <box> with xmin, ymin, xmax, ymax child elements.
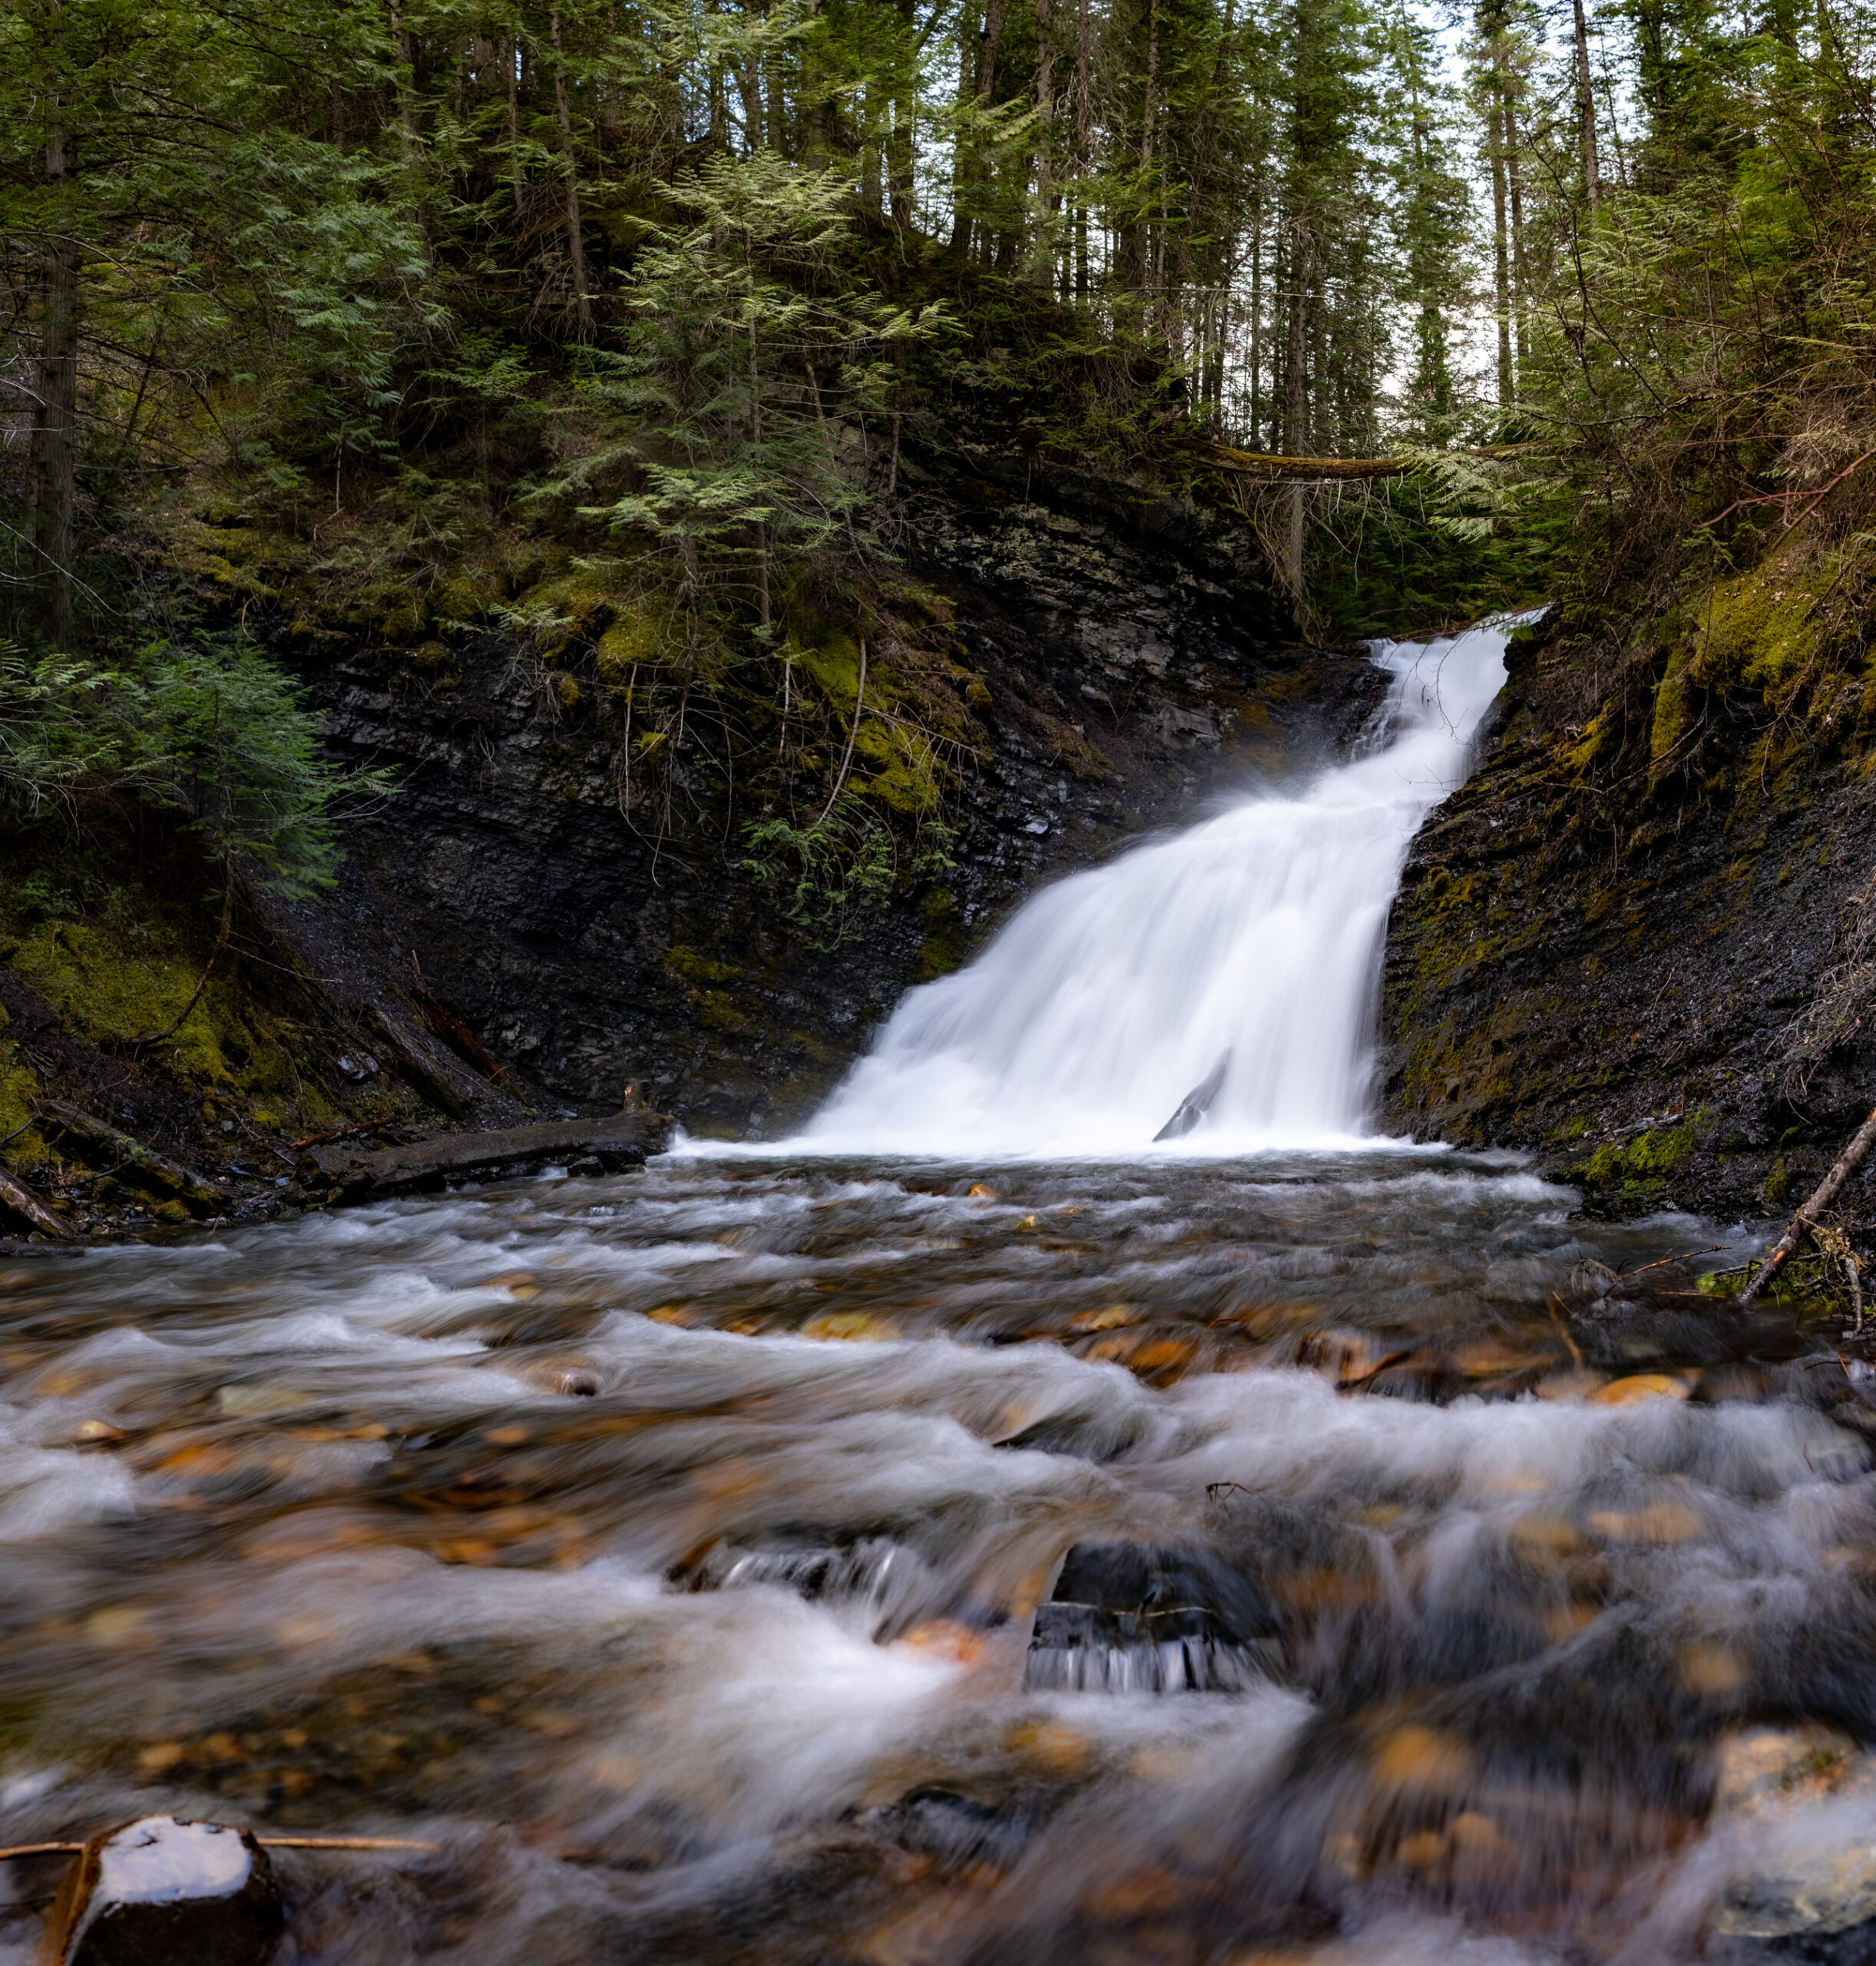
<box><xmin>2</xmin><ymin>623</ymin><xmax>1874</xmax><ymax>1964</ymax></box>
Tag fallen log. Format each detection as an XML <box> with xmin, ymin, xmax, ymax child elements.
<box><xmin>35</xmin><ymin>1099</ymin><xmax>225</xmax><ymax>1210</ymax></box>
<box><xmin>1739</xmin><ymin>1099</ymin><xmax>1876</xmax><ymax>1303</ymax></box>
<box><xmin>0</xmin><ymin>1168</ymin><xmax>68</xmax><ymax>1240</ymax></box>
<box><xmin>1203</xmin><ymin>439</ymin><xmax>1549</xmax><ymax>481</ymax></box>
<box><xmin>305</xmin><ymin>1108</ymin><xmax>671</xmax><ymax>1198</ymax></box>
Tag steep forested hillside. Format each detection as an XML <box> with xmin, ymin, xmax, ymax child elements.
<box><xmin>2</xmin><ymin>0</ymin><xmax>1875</xmax><ymax>1228</ymax></box>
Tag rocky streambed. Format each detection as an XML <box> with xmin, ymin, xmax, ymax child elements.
<box><xmin>0</xmin><ymin>1152</ymin><xmax>1871</xmax><ymax>1963</ymax></box>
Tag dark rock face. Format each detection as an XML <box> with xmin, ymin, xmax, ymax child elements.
<box><xmin>298</xmin><ymin>461</ymin><xmax>1385</xmax><ymax>1138</ymax></box>
<box><xmin>1377</xmin><ymin>630</ymin><xmax>1876</xmax><ymax>1220</ymax></box>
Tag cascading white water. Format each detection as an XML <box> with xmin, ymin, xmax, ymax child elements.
<box><xmin>799</xmin><ymin>619</ymin><xmax>1517</xmax><ymax>1157</ymax></box>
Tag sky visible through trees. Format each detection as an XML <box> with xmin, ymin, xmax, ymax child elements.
<box><xmin>3</xmin><ymin>0</ymin><xmax>1874</xmax><ymax>664</ymax></box>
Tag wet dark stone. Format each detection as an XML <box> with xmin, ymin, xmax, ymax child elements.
<box><xmin>859</xmin><ymin>1788</ymin><xmax>1039</xmax><ymax>1870</ymax></box>
<box><xmin>994</xmin><ymin>1409</ymin><xmax>1149</xmax><ymax>1461</ymax></box>
<box><xmin>1026</xmin><ymin>1541</ymin><xmax>1279</xmax><ymax>1692</ymax></box>
<box><xmin>42</xmin><ymin>1818</ymin><xmax>282</xmax><ymax>1966</ymax></box>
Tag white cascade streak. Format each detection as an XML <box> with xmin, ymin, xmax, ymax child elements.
<box><xmin>799</xmin><ymin>621</ymin><xmax>1514</xmax><ymax>1157</ymax></box>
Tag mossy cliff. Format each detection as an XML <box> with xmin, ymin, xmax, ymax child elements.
<box><xmin>285</xmin><ymin>455</ymin><xmax>1379</xmax><ymax>1137</ymax></box>
<box><xmin>0</xmin><ymin>823</ymin><xmax>514</xmax><ymax>1240</ymax></box>
<box><xmin>1379</xmin><ymin>536</ymin><xmax>1876</xmax><ymax>1219</ymax></box>
<box><xmin>0</xmin><ymin>439</ymin><xmax>1375</xmax><ymax>1239</ymax></box>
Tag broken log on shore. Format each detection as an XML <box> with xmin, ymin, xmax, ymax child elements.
<box><xmin>35</xmin><ymin>1099</ymin><xmax>225</xmax><ymax>1210</ymax></box>
<box><xmin>305</xmin><ymin>1109</ymin><xmax>671</xmax><ymax>1198</ymax></box>
<box><xmin>0</xmin><ymin>1168</ymin><xmax>67</xmax><ymax>1239</ymax></box>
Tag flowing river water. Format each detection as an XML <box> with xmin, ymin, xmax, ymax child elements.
<box><xmin>2</xmin><ymin>624</ymin><xmax>1873</xmax><ymax>1964</ymax></box>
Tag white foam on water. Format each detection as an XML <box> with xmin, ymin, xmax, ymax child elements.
<box><xmin>730</xmin><ymin>619</ymin><xmax>1526</xmax><ymax>1157</ymax></box>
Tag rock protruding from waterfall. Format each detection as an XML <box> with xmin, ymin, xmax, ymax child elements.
<box><xmin>1025</xmin><ymin>1541</ymin><xmax>1278</xmax><ymax>1692</ymax></box>
<box><xmin>1153</xmin><ymin>1050</ymin><xmax>1233</xmax><ymax>1142</ymax></box>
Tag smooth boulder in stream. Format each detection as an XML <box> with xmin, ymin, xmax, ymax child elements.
<box><xmin>41</xmin><ymin>1817</ymin><xmax>282</xmax><ymax>1966</ymax></box>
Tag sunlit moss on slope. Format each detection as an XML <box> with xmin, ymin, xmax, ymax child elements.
<box><xmin>1650</xmin><ymin>536</ymin><xmax>1876</xmax><ymax>766</ymax></box>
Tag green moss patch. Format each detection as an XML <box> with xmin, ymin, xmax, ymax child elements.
<box><xmin>1575</xmin><ymin>1108</ymin><xmax>1710</xmax><ymax>1203</ymax></box>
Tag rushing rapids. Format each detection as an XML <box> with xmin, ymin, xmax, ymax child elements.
<box><xmin>0</xmin><ymin>624</ymin><xmax>1872</xmax><ymax>1964</ymax></box>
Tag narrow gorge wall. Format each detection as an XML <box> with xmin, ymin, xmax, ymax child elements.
<box><xmin>1379</xmin><ymin>623</ymin><xmax>1876</xmax><ymax>1220</ymax></box>
<box><xmin>299</xmin><ymin>461</ymin><xmax>1383</xmax><ymax>1136</ymax></box>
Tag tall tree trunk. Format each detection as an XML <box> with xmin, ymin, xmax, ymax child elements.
<box><xmin>1496</xmin><ymin>41</ymin><xmax>1529</xmax><ymax>375</ymax></box>
<box><xmin>1282</xmin><ymin>218</ymin><xmax>1310</xmax><ymax>596</ymax></box>
<box><xmin>707</xmin><ymin>5</ymin><xmax>728</xmax><ymax>151</ymax></box>
<box><xmin>32</xmin><ymin>101</ymin><xmax>78</xmax><ymax>652</ymax></box>
<box><xmin>861</xmin><ymin>80</ymin><xmax>884</xmax><ymax>214</ymax></box>
<box><xmin>1176</xmin><ymin>0</ymin><xmax>1234</xmax><ymax>325</ymax></box>
<box><xmin>949</xmin><ymin>0</ymin><xmax>980</xmax><ymax>251</ymax></box>
<box><xmin>507</xmin><ymin>25</ymin><xmax>525</xmax><ymax>219</ymax></box>
<box><xmin>387</xmin><ymin>1</ymin><xmax>434</xmax><ymax>266</ymax></box>
<box><xmin>762</xmin><ymin>0</ymin><xmax>786</xmax><ymax>153</ymax></box>
<box><xmin>974</xmin><ymin>0</ymin><xmax>1007</xmax><ymax>260</ymax></box>
<box><xmin>748</xmin><ymin>266</ymin><xmax>770</xmax><ymax>631</ymax></box>
<box><xmin>974</xmin><ymin>0</ymin><xmax>1006</xmax><ymax>103</ymax></box>
<box><xmin>888</xmin><ymin>0</ymin><xmax>917</xmax><ymax>222</ymax></box>
<box><xmin>1069</xmin><ymin>0</ymin><xmax>1092</xmax><ymax>294</ymax></box>
<box><xmin>1249</xmin><ymin>197</ymin><xmax>1262</xmax><ymax>442</ymax></box>
<box><xmin>548</xmin><ymin>5</ymin><xmax>594</xmax><ymax>337</ymax></box>
<box><xmin>1571</xmin><ymin>0</ymin><xmax>1601</xmax><ymax>213</ymax></box>
<box><xmin>1034</xmin><ymin>0</ymin><xmax>1056</xmax><ymax>237</ymax></box>
<box><xmin>1488</xmin><ymin>89</ymin><xmax>1512</xmax><ymax>405</ymax></box>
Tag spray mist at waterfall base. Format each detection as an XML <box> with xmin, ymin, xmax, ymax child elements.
<box><xmin>772</xmin><ymin>620</ymin><xmax>1515</xmax><ymax>1160</ymax></box>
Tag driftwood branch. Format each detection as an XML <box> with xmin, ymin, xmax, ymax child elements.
<box><xmin>0</xmin><ymin>1833</ymin><xmax>438</xmax><ymax>1860</ymax></box>
<box><xmin>1739</xmin><ymin>1099</ymin><xmax>1876</xmax><ymax>1302</ymax></box>
<box><xmin>290</xmin><ymin>1119</ymin><xmax>399</xmax><ymax>1150</ymax></box>
<box><xmin>254</xmin><ymin>1835</ymin><xmax>439</xmax><ymax>1852</ymax></box>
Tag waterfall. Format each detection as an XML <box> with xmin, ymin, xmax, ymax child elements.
<box><xmin>799</xmin><ymin>620</ymin><xmax>1516</xmax><ymax>1157</ymax></box>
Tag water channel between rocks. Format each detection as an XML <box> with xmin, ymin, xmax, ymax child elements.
<box><xmin>3</xmin><ymin>624</ymin><xmax>1874</xmax><ymax>1965</ymax></box>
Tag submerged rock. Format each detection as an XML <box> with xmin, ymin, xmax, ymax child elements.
<box><xmin>40</xmin><ymin>1816</ymin><xmax>282</xmax><ymax>1966</ymax></box>
<box><xmin>683</xmin><ymin>1534</ymin><xmax>964</xmax><ymax>1639</ymax></box>
<box><xmin>1711</xmin><ymin>1842</ymin><xmax>1876</xmax><ymax>1944</ymax></box>
<box><xmin>858</xmin><ymin>1786</ymin><xmax>1039</xmax><ymax>1871</ymax></box>
<box><xmin>1024</xmin><ymin>1541</ymin><xmax>1279</xmax><ymax>1692</ymax></box>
